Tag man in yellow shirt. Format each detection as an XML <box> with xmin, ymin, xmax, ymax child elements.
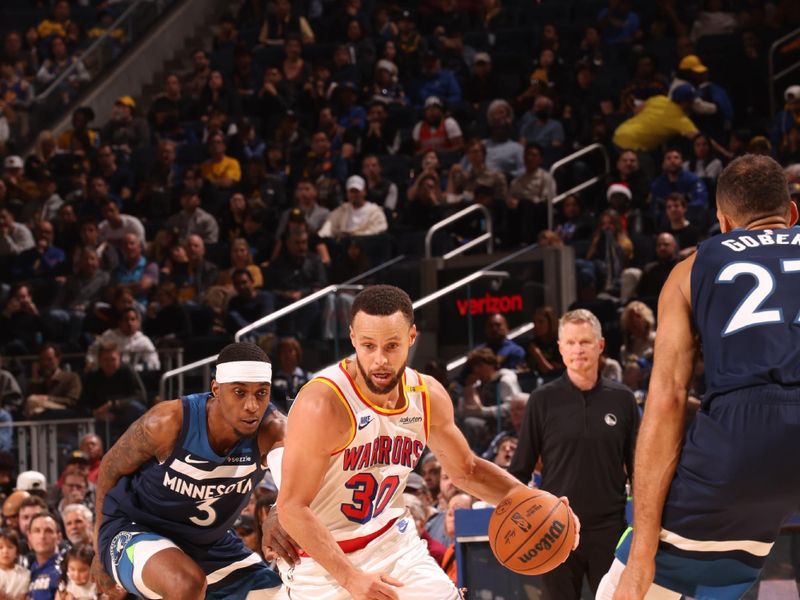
<box><xmin>201</xmin><ymin>132</ymin><xmax>241</xmax><ymax>189</ymax></box>
<box><xmin>613</xmin><ymin>84</ymin><xmax>699</xmax><ymax>151</ymax></box>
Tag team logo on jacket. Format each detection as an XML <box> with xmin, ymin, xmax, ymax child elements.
<box><xmin>604</xmin><ymin>413</ymin><xmax>617</xmax><ymax>426</ymax></box>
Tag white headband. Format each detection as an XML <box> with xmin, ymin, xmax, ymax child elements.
<box><xmin>215</xmin><ymin>361</ymin><xmax>272</xmax><ymax>384</ymax></box>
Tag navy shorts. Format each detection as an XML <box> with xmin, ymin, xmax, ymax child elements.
<box><xmin>99</xmin><ymin>516</ymin><xmax>281</xmax><ymax>600</ymax></box>
<box><xmin>616</xmin><ymin>385</ymin><xmax>800</xmax><ymax>598</ymax></box>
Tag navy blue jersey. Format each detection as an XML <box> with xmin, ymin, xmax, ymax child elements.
<box><xmin>102</xmin><ymin>393</ymin><xmax>271</xmax><ymax>546</ymax></box>
<box><xmin>691</xmin><ymin>228</ymin><xmax>800</xmax><ymax>405</ymax></box>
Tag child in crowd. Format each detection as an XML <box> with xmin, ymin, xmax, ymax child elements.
<box><xmin>0</xmin><ymin>529</ymin><xmax>29</xmax><ymax>599</ymax></box>
<box><xmin>55</xmin><ymin>544</ymin><xmax>97</xmax><ymax>600</ymax></box>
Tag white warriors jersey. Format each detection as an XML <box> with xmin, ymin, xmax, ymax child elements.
<box><xmin>306</xmin><ymin>360</ymin><xmax>430</xmax><ymax>543</ymax></box>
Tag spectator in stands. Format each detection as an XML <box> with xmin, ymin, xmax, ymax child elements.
<box><xmin>76</xmin><ymin>217</ymin><xmax>117</xmax><ymax>272</ymax></box>
<box><xmin>448</xmin><ymin>139</ymin><xmax>506</xmax><ymax>204</ymax></box>
<box><xmin>78</xmin><ymin>434</ymin><xmax>103</xmax><ymax>484</ymax></box>
<box><xmin>18</xmin><ymin>495</ymin><xmax>48</xmax><ymax>536</ymax></box>
<box><xmin>100</xmin><ymin>96</ymin><xmax>150</xmax><ymax>154</ymax></box>
<box><xmin>371</xmin><ymin>60</ymin><xmax>406</xmax><ymax>107</ymax></box>
<box><xmin>98</xmin><ymin>198</ymin><xmax>145</xmax><ymax>249</ymax></box>
<box><xmin>523</xmin><ymin>306</ymin><xmax>564</xmax><ymax>381</ymax></box>
<box><xmin>610</xmin><ymin>150</ymin><xmax>649</xmax><ymax>213</ymax></box>
<box><xmin>216</xmin><ymin>238</ymin><xmax>263</xmax><ymax>289</ymax></box>
<box><xmin>597</xmin><ymin>0</ymin><xmax>641</xmax><ymax>44</ymax></box>
<box><xmin>174</xmin><ymin>234</ymin><xmax>219</xmax><ymax>302</ymax></box>
<box><xmin>586</xmin><ymin>208</ymin><xmax>634</xmax><ymax>293</ymax></box>
<box><xmin>87</xmin><ymin>308</ymin><xmax>160</xmax><ymax>372</ymax></box>
<box><xmin>3</xmin><ymin>30</ymin><xmax>37</xmax><ymax>78</ymax></box>
<box><xmin>0</xmin><ymin>528</ymin><xmax>29</xmax><ymax>596</ymax></box>
<box><xmin>318</xmin><ymin>175</ymin><xmax>388</xmax><ymax>240</ymax></box>
<box><xmin>56</xmin><ymin>471</ymin><xmax>92</xmax><ymax>515</ymax></box>
<box><xmin>685</xmin><ymin>133</ymin><xmax>723</xmax><ymax>181</ymax></box>
<box><xmin>361</xmin><ymin>154</ymin><xmax>398</xmax><ymax>213</ymax></box>
<box><xmin>510</xmin><ymin>143</ymin><xmax>556</xmax><ymax>206</ymax></box>
<box><xmin>77</xmin><ymin>176</ymin><xmax>117</xmax><ymax>221</ymax></box>
<box><xmin>0</xmin><ymin>365</ymin><xmax>22</xmax><ymax>419</ymax></box>
<box><xmin>413</xmin><ymin>95</ymin><xmax>463</xmax><ymax>155</ymax></box>
<box><xmin>360</xmin><ymin>99</ymin><xmax>400</xmax><ymax>156</ymax></box>
<box><xmin>635</xmin><ymin>232</ymin><xmax>678</xmax><ymax>307</ymax></box>
<box><xmin>270</xmin><ymin>336</ymin><xmax>311</xmax><ymax>414</ymax></box>
<box><xmin>613</xmin><ymin>84</ymin><xmax>699</xmax><ymax>151</ymax></box>
<box><xmin>11</xmin><ymin>220</ymin><xmax>66</xmax><ymax>284</ymax></box>
<box><xmin>95</xmin><ymin>144</ymin><xmax>134</xmax><ymax>204</ymax></box>
<box><xmin>61</xmin><ymin>504</ymin><xmax>92</xmax><ymax>547</ymax></box>
<box><xmin>182</xmin><ymin>49</ymin><xmax>211</xmax><ymax>102</ymax></box>
<box><xmin>201</xmin><ymin>132</ymin><xmax>241</xmax><ymax>190</ymax></box>
<box><xmin>0</xmin><ymin>58</ymin><xmax>32</xmax><ymax>113</ymax></box>
<box><xmin>36</xmin><ymin>35</ymin><xmax>89</xmax><ymax>104</ymax></box>
<box><xmin>482</xmin><ymin>392</ymin><xmax>528</xmax><ymax>461</ymax></box>
<box><xmin>26</xmin><ymin>513</ymin><xmax>62</xmax><ymax>599</ymax></box>
<box><xmin>520</xmin><ymin>96</ymin><xmax>565</xmax><ymax>153</ymax></box>
<box><xmin>56</xmin><ymin>107</ymin><xmax>96</xmax><ymax>152</ymax></box>
<box><xmin>300</xmin><ymin>131</ymin><xmax>346</xmax><ymax>209</ymax></box>
<box><xmin>662</xmin><ymin>192</ymin><xmax>700</xmax><ymax>253</ymax></box>
<box><xmin>772</xmin><ymin>85</ymin><xmax>800</xmax><ymax>150</ymax></box>
<box><xmin>681</xmin><ymin>57</ymin><xmax>733</xmax><ymax>143</ymax></box>
<box><xmin>258</xmin><ymin>0</ymin><xmax>314</xmax><ymax>46</ymax></box>
<box><xmin>0</xmin><ymin>206</ymin><xmax>33</xmax><ymax>257</ymax></box>
<box><xmin>0</xmin><ymin>283</ymin><xmax>45</xmax><ymax>356</ymax></box>
<box><xmin>414</xmin><ymin>51</ymin><xmax>461</xmax><ymax>108</ymax></box>
<box><xmin>619</xmin><ymin>53</ymin><xmax>669</xmax><ymax>111</ymax></box>
<box><xmin>481</xmin><ymin>313</ymin><xmax>525</xmax><ymax>370</ymax></box>
<box><xmin>620</xmin><ymin>301</ymin><xmax>656</xmax><ymax>364</ymax></box>
<box><xmin>113</xmin><ymin>233</ymin><xmax>158</xmax><ymax>305</ymax></box>
<box><xmin>24</xmin><ymin>343</ymin><xmax>81</xmax><ymax>419</ymax></box>
<box><xmin>650</xmin><ymin>148</ymin><xmax>708</xmax><ymax>216</ymax></box>
<box><xmin>464</xmin><ymin>53</ymin><xmax>499</xmax><ymax>109</ymax></box>
<box><xmin>402</xmin><ymin>173</ymin><xmax>445</xmax><ymax>230</ymax></box>
<box><xmin>81</xmin><ymin>342</ymin><xmax>147</xmax><ymax>433</ymax></box>
<box><xmin>405</xmin><ymin>492</ymin><xmax>446</xmax><ymax>565</ymax></box>
<box><xmin>690</xmin><ymin>0</ymin><xmax>737</xmax><ymax>43</ymax></box>
<box><xmin>167</xmin><ymin>189</ymin><xmax>219</xmax><ymax>245</ymax></box>
<box><xmin>3</xmin><ymin>154</ymin><xmax>37</xmax><ymax>206</ymax></box>
<box><xmin>226</xmin><ymin>268</ymin><xmax>276</xmax><ymax>338</ymax></box>
<box><xmin>266</xmin><ymin>229</ymin><xmax>327</xmax><ymax>338</ymax></box>
<box><xmin>440</xmin><ymin>493</ymin><xmax>473</xmax><ymax>583</ymax></box>
<box><xmin>461</xmin><ymin>347</ymin><xmax>522</xmax><ymax>452</ymax></box>
<box><xmin>484</xmin><ymin>100</ymin><xmax>524</xmax><ymax>178</ymax></box>
<box><xmin>554</xmin><ymin>194</ymin><xmax>594</xmax><ymax>244</ymax></box>
<box><xmin>36</xmin><ymin>0</ymin><xmax>72</xmax><ymax>41</ymax></box>
<box><xmin>146</xmin><ymin>271</ymin><xmax>193</xmax><ymax>336</ymax></box>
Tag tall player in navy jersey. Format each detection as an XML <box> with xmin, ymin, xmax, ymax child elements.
<box><xmin>91</xmin><ymin>343</ymin><xmax>287</xmax><ymax>599</ymax></box>
<box><xmin>598</xmin><ymin>154</ymin><xmax>800</xmax><ymax>600</ymax></box>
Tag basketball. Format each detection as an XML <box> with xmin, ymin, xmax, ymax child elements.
<box><xmin>488</xmin><ymin>488</ymin><xmax>575</xmax><ymax>575</ymax></box>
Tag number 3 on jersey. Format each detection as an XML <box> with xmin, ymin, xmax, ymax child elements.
<box><xmin>340</xmin><ymin>473</ymin><xmax>400</xmax><ymax>524</ymax></box>
<box><xmin>717</xmin><ymin>260</ymin><xmax>800</xmax><ymax>335</ymax></box>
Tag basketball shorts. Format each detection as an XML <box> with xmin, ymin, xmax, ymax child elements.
<box><xmin>598</xmin><ymin>385</ymin><xmax>800</xmax><ymax>600</ymax></box>
<box><xmin>99</xmin><ymin>516</ymin><xmax>282</xmax><ymax>599</ymax></box>
<box><xmin>275</xmin><ymin>516</ymin><xmax>461</xmax><ymax>600</ymax></box>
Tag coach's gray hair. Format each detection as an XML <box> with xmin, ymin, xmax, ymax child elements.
<box><xmin>558</xmin><ymin>309</ymin><xmax>603</xmax><ymax>340</ymax></box>
<box><xmin>61</xmin><ymin>503</ymin><xmax>93</xmax><ymax>525</ymax></box>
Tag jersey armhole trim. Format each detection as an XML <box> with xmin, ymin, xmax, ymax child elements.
<box><xmin>415</xmin><ymin>371</ymin><xmax>431</xmax><ymax>441</ymax></box>
<box><xmin>313</xmin><ymin>376</ymin><xmax>357</xmax><ymax>455</ymax></box>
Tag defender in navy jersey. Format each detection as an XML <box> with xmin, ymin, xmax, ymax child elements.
<box><xmin>92</xmin><ymin>343</ymin><xmax>287</xmax><ymax>600</ymax></box>
<box><xmin>599</xmin><ymin>154</ymin><xmax>800</xmax><ymax>600</ymax></box>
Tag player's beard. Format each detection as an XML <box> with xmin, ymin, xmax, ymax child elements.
<box><xmin>356</xmin><ymin>357</ymin><xmax>406</xmax><ymax>395</ymax></box>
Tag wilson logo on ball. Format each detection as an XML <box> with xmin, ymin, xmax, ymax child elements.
<box><xmin>516</xmin><ymin>520</ymin><xmax>566</xmax><ymax>564</ymax></box>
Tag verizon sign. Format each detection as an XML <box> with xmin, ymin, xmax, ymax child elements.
<box><xmin>455</xmin><ymin>293</ymin><xmax>524</xmax><ymax>317</ymax></box>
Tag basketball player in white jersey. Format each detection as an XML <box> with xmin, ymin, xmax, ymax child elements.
<box><xmin>272</xmin><ymin>285</ymin><xmax>580</xmax><ymax>600</ymax></box>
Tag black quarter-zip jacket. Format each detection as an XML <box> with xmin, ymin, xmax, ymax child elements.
<box><xmin>509</xmin><ymin>373</ymin><xmax>640</xmax><ymax>531</ymax></box>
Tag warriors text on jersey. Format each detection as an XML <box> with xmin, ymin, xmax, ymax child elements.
<box><xmin>307</xmin><ymin>360</ymin><xmax>430</xmax><ymax>543</ymax></box>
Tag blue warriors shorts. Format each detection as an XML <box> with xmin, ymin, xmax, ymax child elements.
<box><xmin>99</xmin><ymin>517</ymin><xmax>281</xmax><ymax>599</ymax></box>
<box><xmin>615</xmin><ymin>385</ymin><xmax>800</xmax><ymax>599</ymax></box>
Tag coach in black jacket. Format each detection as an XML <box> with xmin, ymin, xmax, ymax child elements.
<box><xmin>509</xmin><ymin>308</ymin><xmax>639</xmax><ymax>600</ymax></box>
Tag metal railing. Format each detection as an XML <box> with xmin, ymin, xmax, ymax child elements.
<box><xmin>24</xmin><ymin>0</ymin><xmax>176</xmax><ymax>148</ymax></box>
<box><xmin>547</xmin><ymin>143</ymin><xmax>610</xmax><ymax>230</ymax></box>
<box><xmin>0</xmin><ymin>418</ymin><xmax>95</xmax><ymax>484</ymax></box>
<box><xmin>7</xmin><ymin>347</ymin><xmax>183</xmax><ymax>372</ymax></box>
<box><xmin>768</xmin><ymin>26</ymin><xmax>800</xmax><ymax>116</ymax></box>
<box><xmin>445</xmin><ymin>321</ymin><xmax>535</xmax><ymax>372</ymax></box>
<box><xmin>425</xmin><ymin>204</ymin><xmax>494</xmax><ymax>259</ymax></box>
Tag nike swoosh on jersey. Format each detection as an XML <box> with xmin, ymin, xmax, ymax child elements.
<box><xmin>185</xmin><ymin>454</ymin><xmax>209</xmax><ymax>464</ymax></box>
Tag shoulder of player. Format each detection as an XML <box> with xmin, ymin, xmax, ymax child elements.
<box><xmin>289</xmin><ymin>379</ymin><xmax>353</xmax><ymax>447</ymax></box>
<box><xmin>663</xmin><ymin>253</ymin><xmax>696</xmax><ymax>307</ymax></box>
<box><xmin>141</xmin><ymin>400</ymin><xmax>183</xmax><ymax>457</ymax></box>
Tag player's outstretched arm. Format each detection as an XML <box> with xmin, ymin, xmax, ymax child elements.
<box><xmin>91</xmin><ymin>401</ymin><xmax>182</xmax><ymax>590</ymax></box>
<box><xmin>614</xmin><ymin>257</ymin><xmax>697</xmax><ymax>600</ymax></box>
<box><xmin>425</xmin><ymin>375</ymin><xmax>526</xmax><ymax>505</ymax></box>
<box><xmin>277</xmin><ymin>381</ymin><xmax>404</xmax><ymax>600</ymax></box>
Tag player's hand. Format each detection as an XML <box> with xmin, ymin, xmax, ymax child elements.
<box><xmin>345</xmin><ymin>571</ymin><xmax>404</xmax><ymax>600</ymax></box>
<box><xmin>558</xmin><ymin>496</ymin><xmax>581</xmax><ymax>551</ymax></box>
<box><xmin>91</xmin><ymin>554</ymin><xmax>120</xmax><ymax>595</ymax></box>
<box><xmin>612</xmin><ymin>558</ymin><xmax>654</xmax><ymax>600</ymax></box>
<box><xmin>261</xmin><ymin>505</ymin><xmax>300</xmax><ymax>566</ymax></box>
